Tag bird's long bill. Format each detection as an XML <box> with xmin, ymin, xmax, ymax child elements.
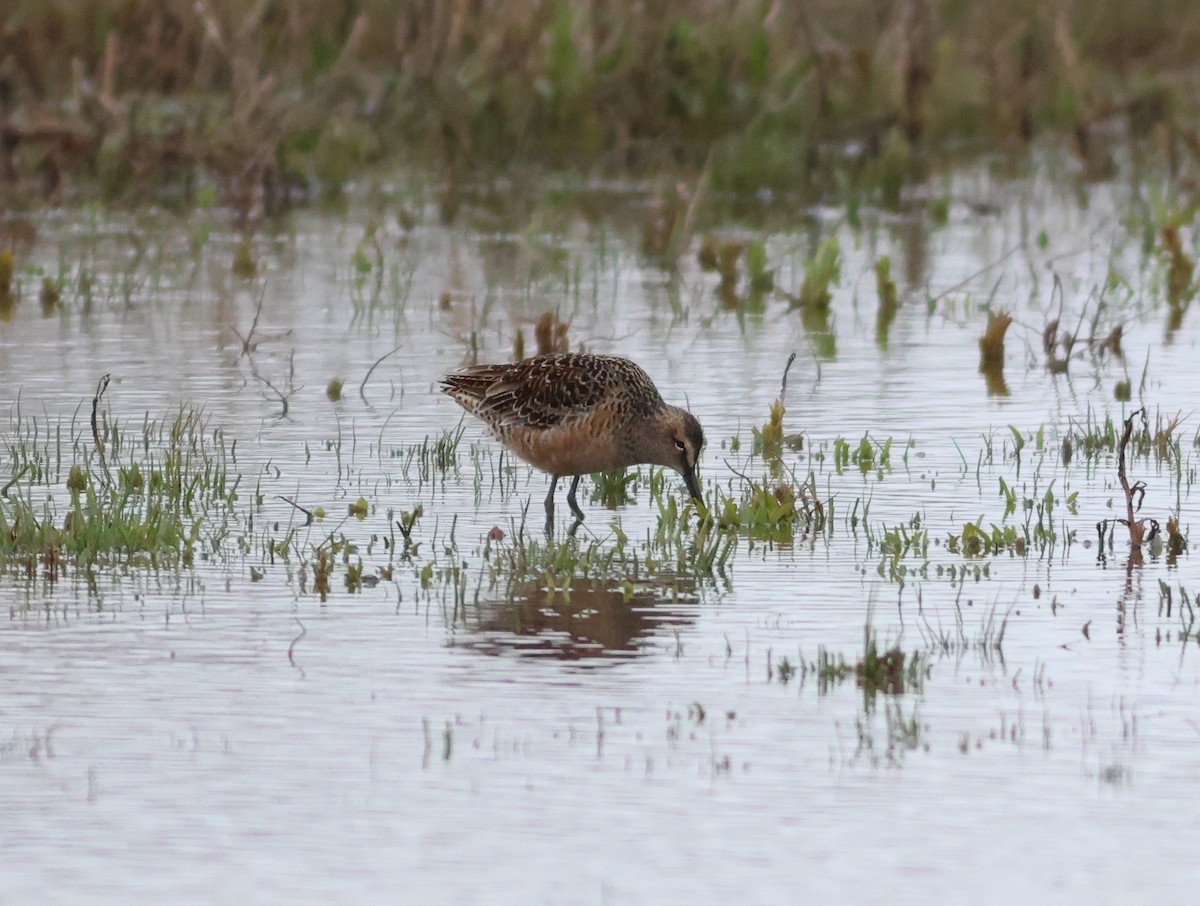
<box><xmin>683</xmin><ymin>466</ymin><xmax>703</xmax><ymax>504</ymax></box>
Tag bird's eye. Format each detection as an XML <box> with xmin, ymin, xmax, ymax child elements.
<box><xmin>674</xmin><ymin>440</ymin><xmax>686</xmax><ymax>451</ymax></box>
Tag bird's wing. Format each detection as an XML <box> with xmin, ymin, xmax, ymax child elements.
<box><xmin>443</xmin><ymin>355</ymin><xmax>633</xmax><ymax>429</ymax></box>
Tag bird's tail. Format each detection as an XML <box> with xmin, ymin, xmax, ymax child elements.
<box><xmin>440</xmin><ymin>366</ymin><xmax>507</xmax><ymax>414</ymax></box>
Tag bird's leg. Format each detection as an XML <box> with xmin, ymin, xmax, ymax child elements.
<box><xmin>565</xmin><ymin>475</ymin><xmax>585</xmax><ymax>524</ymax></box>
<box><xmin>544</xmin><ymin>475</ymin><xmax>558</xmax><ymax>533</ymax></box>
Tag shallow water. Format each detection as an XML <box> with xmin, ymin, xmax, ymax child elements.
<box><xmin>2</xmin><ymin>157</ymin><xmax>1199</xmax><ymax>903</ymax></box>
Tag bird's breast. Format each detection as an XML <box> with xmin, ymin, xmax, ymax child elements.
<box><xmin>501</xmin><ymin>416</ymin><xmax>629</xmax><ymax>476</ymax></box>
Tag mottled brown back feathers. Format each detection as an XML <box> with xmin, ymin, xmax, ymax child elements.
<box><xmin>441</xmin><ymin>353</ymin><xmax>664</xmax><ymax>431</ymax></box>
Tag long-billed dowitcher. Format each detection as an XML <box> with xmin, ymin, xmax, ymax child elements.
<box><xmin>441</xmin><ymin>353</ymin><xmax>704</xmax><ymax>528</ymax></box>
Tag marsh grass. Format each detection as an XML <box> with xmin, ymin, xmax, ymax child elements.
<box><xmin>714</xmin><ymin>481</ymin><xmax>802</xmax><ymax>543</ymax></box>
<box><xmin>0</xmin><ymin>404</ymin><xmax>239</xmax><ymax>572</ymax></box>
<box><xmin>917</xmin><ymin>602</ymin><xmax>1010</xmax><ymax>657</ymax></box>
<box><xmin>590</xmin><ymin>468</ymin><xmax>638</xmax><ymax>509</ymax></box>
<box><xmin>6</xmin><ymin>1</ymin><xmax>1200</xmax><ymax>208</ymax></box>
<box><xmin>752</xmin><ymin>400</ymin><xmax>786</xmax><ymax>473</ymax></box>
<box><xmin>387</xmin><ymin>425</ymin><xmax>465</xmax><ymax>487</ymax></box>
<box><xmin>698</xmin><ymin>236</ymin><xmax>774</xmax><ymax>310</ymax></box>
<box><xmin>484</xmin><ymin>529</ymin><xmax>642</xmax><ymax>605</ymax></box>
<box><xmin>791</xmin><ymin>237</ymin><xmax>842</xmax><ymax>313</ymax></box>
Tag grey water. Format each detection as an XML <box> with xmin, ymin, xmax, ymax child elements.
<box><xmin>1</xmin><ymin>158</ymin><xmax>1198</xmax><ymax>904</ymax></box>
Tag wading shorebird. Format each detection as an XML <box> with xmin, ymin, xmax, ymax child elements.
<box><xmin>441</xmin><ymin>353</ymin><xmax>705</xmax><ymax>529</ymax></box>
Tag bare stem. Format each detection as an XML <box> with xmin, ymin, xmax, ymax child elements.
<box><xmin>1116</xmin><ymin>408</ymin><xmax>1144</xmax><ymax>546</ymax></box>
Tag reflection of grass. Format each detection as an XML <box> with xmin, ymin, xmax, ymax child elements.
<box><xmin>875</xmin><ymin>257</ymin><xmax>899</xmax><ymax>349</ymax></box>
<box><xmin>773</xmin><ymin>619</ymin><xmax>928</xmax><ymax>703</ymax></box>
<box><xmin>853</xmin><ymin>700</ymin><xmax>927</xmax><ymax>768</ymax></box>
<box><xmin>0</xmin><ymin>250</ymin><xmax>15</xmax><ymax>319</ymax></box>
<box><xmin>979</xmin><ymin>310</ymin><xmax>1013</xmax><ymax>397</ymax></box>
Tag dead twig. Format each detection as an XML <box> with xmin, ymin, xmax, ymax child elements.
<box><xmin>359</xmin><ymin>343</ymin><xmax>404</xmax><ymax>404</ymax></box>
<box><xmin>1098</xmin><ymin>407</ymin><xmax>1160</xmax><ymax>557</ymax></box>
<box><xmin>229</xmin><ymin>282</ymin><xmax>280</xmax><ymax>355</ymax></box>
<box><xmin>1115</xmin><ymin>408</ymin><xmax>1156</xmax><ymax>545</ymax></box>
<box><xmin>90</xmin><ymin>373</ymin><xmax>110</xmax><ymax>454</ymax></box>
<box><xmin>288</xmin><ymin>617</ymin><xmax>307</xmax><ymax>672</ymax></box>
<box><xmin>1</xmin><ymin>464</ymin><xmax>31</xmax><ymax>498</ymax></box>
<box><xmin>250</xmin><ymin>349</ymin><xmax>301</xmax><ymax>418</ymax></box>
<box><xmin>90</xmin><ymin>373</ymin><xmax>114</xmax><ymax>486</ymax></box>
<box><xmin>779</xmin><ymin>351</ymin><xmax>797</xmax><ymax>401</ymax></box>
<box><xmin>277</xmin><ymin>495</ymin><xmax>315</xmax><ymax>525</ymax></box>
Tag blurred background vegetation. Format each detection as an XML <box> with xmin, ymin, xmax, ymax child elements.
<box><xmin>2</xmin><ymin>0</ymin><xmax>1199</xmax><ymax>212</ymax></box>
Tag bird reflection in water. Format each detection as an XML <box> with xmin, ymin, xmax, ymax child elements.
<box><xmin>460</xmin><ymin>577</ymin><xmax>698</xmax><ymax>663</ymax></box>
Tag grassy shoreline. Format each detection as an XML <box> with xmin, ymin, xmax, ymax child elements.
<box><xmin>3</xmin><ymin>0</ymin><xmax>1200</xmax><ymax>211</ymax></box>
